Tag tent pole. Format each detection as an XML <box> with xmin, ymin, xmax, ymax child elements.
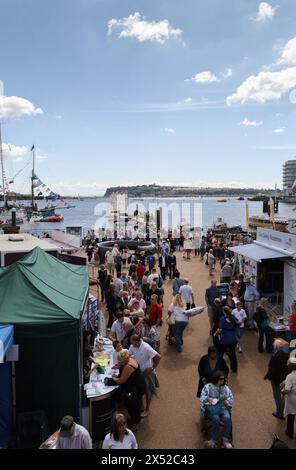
<box><xmin>12</xmin><ymin>361</ymin><xmax>16</xmax><ymax>426</ymax></box>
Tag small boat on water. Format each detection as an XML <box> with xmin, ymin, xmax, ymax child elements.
<box><xmin>208</xmin><ymin>217</ymin><xmax>243</xmax><ymax>234</ymax></box>
<box><xmin>39</xmin><ymin>215</ymin><xmax>64</xmax><ymax>223</ymax></box>
<box><xmin>247</xmin><ymin>216</ymin><xmax>289</xmax><ymax>232</ymax></box>
<box><xmin>217</xmin><ymin>199</ymin><xmax>227</xmax><ymax>203</ymax></box>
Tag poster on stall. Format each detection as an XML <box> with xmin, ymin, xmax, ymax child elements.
<box><xmin>284</xmin><ymin>260</ymin><xmax>296</xmax><ymax>315</ymax></box>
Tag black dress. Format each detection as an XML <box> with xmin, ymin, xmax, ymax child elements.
<box><xmin>119</xmin><ymin>363</ymin><xmax>147</xmax><ymax>424</ymax></box>
<box><xmin>197</xmin><ymin>355</ymin><xmax>229</xmax><ymax>397</ymax></box>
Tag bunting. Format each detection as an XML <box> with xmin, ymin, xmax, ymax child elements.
<box><xmin>33</xmin><ymin>173</ymin><xmax>64</xmax><ymax>203</ymax></box>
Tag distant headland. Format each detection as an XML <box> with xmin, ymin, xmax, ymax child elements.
<box><xmin>104</xmin><ymin>185</ymin><xmax>278</xmax><ymax>198</ymax></box>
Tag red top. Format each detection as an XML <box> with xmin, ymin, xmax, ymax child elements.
<box><xmin>290</xmin><ymin>310</ymin><xmax>296</xmax><ymax>331</ymax></box>
<box><xmin>136</xmin><ymin>264</ymin><xmax>146</xmax><ymax>281</ymax></box>
<box><xmin>149</xmin><ymin>304</ymin><xmax>163</xmax><ymax>326</ymax></box>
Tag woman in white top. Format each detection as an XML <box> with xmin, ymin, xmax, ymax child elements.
<box><xmin>168</xmin><ymin>294</ymin><xmax>204</xmax><ymax>353</ymax></box>
<box><xmin>102</xmin><ymin>413</ymin><xmax>138</xmax><ymax>449</ymax></box>
<box><xmin>282</xmin><ymin>358</ymin><xmax>296</xmax><ymax>439</ymax></box>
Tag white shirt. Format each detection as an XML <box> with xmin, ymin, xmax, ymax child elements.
<box><xmin>232</xmin><ymin>308</ymin><xmax>247</xmax><ymax>328</ymax></box>
<box><xmin>148</xmin><ymin>273</ymin><xmax>159</xmax><ymax>286</ymax></box>
<box><xmin>208</xmin><ymin>253</ymin><xmax>215</xmax><ymax>265</ymax></box>
<box><xmin>105</xmin><ymin>252</ymin><xmax>115</xmax><ymax>264</ymax></box>
<box><xmin>129</xmin><ymin>341</ymin><xmax>157</xmax><ymax>372</ymax></box>
<box><xmin>168</xmin><ymin>304</ymin><xmax>189</xmax><ymax>323</ymax></box>
<box><xmin>179</xmin><ymin>285</ymin><xmax>193</xmax><ymax>304</ymax></box>
<box><xmin>111</xmin><ymin>318</ymin><xmax>133</xmax><ymax>343</ymax></box>
<box><xmin>102</xmin><ymin>430</ymin><xmax>138</xmax><ymax>449</ymax></box>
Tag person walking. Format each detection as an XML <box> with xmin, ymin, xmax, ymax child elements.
<box><xmin>172</xmin><ymin>271</ymin><xmax>183</xmax><ymax>296</ymax></box>
<box><xmin>179</xmin><ymin>279</ymin><xmax>195</xmax><ymax>310</ymax></box>
<box><xmin>254</xmin><ymin>298</ymin><xmax>273</xmax><ymax>354</ymax></box>
<box><xmin>205</xmin><ymin>280</ymin><xmax>221</xmax><ymax>333</ymax></box>
<box><xmin>264</xmin><ymin>339</ymin><xmax>290</xmax><ymax>421</ymax></box>
<box><xmin>167</xmin><ymin>250</ymin><xmax>177</xmax><ymax>280</ymax></box>
<box><xmin>97</xmin><ymin>265</ymin><xmax>108</xmax><ymax>303</ymax></box>
<box><xmin>207</xmin><ymin>249</ymin><xmax>216</xmax><ymax>276</ymax></box>
<box><xmin>214</xmin><ymin>307</ymin><xmax>239</xmax><ymax>373</ymax></box>
<box><xmin>167</xmin><ymin>294</ymin><xmax>203</xmax><ymax>353</ymax></box>
<box><xmin>244</xmin><ymin>278</ymin><xmax>260</xmax><ymax>330</ymax></box>
<box><xmin>281</xmin><ymin>358</ymin><xmax>296</xmax><ymax>439</ymax></box>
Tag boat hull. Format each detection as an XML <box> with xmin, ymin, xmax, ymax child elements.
<box><xmin>248</xmin><ymin>218</ymin><xmax>288</xmax><ymax>232</ymax></box>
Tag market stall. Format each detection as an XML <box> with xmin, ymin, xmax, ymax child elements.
<box><xmin>0</xmin><ymin>247</ymin><xmax>89</xmax><ymax>435</ymax></box>
<box><xmin>230</xmin><ymin>228</ymin><xmax>296</xmax><ymax>307</ymax></box>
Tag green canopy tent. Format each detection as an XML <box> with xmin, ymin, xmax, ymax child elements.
<box><xmin>0</xmin><ymin>247</ymin><xmax>89</xmax><ymax>432</ymax></box>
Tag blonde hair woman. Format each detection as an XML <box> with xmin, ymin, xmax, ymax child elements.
<box><xmin>111</xmin><ymin>350</ymin><xmax>146</xmax><ymax>429</ymax></box>
<box><xmin>168</xmin><ymin>294</ymin><xmax>204</xmax><ymax>353</ymax></box>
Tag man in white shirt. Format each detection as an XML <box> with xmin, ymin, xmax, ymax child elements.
<box><xmin>179</xmin><ymin>279</ymin><xmax>195</xmax><ymax>310</ymax></box>
<box><xmin>129</xmin><ymin>335</ymin><xmax>161</xmax><ymax>417</ymax></box>
<box><xmin>110</xmin><ymin>313</ymin><xmax>133</xmax><ymax>344</ymax></box>
<box><xmin>105</xmin><ymin>248</ymin><xmax>115</xmax><ymax>276</ymax></box>
<box><xmin>147</xmin><ymin>268</ymin><xmax>159</xmax><ymax>287</ymax></box>
<box><xmin>56</xmin><ymin>416</ymin><xmax>92</xmax><ymax>449</ymax></box>
<box><xmin>232</xmin><ymin>301</ymin><xmax>247</xmax><ymax>353</ymax></box>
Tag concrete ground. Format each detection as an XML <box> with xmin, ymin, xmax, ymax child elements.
<box><xmin>90</xmin><ymin>252</ymin><xmax>296</xmax><ymax>449</ymax></box>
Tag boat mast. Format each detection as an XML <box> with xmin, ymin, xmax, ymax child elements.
<box><xmin>31</xmin><ymin>144</ymin><xmax>35</xmax><ymax>210</ymax></box>
<box><xmin>0</xmin><ymin>123</ymin><xmax>6</xmax><ymax>208</ymax></box>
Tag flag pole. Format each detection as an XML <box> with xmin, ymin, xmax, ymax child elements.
<box><xmin>31</xmin><ymin>145</ymin><xmax>35</xmax><ymax>210</ymax></box>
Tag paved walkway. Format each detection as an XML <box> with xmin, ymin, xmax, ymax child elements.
<box><xmin>90</xmin><ymin>253</ymin><xmax>296</xmax><ymax>449</ymax></box>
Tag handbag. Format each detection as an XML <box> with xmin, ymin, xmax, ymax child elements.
<box><xmin>205</xmin><ymin>401</ymin><xmax>224</xmax><ymax>416</ymax></box>
<box><xmin>166</xmin><ymin>313</ymin><xmax>176</xmax><ymax>325</ymax></box>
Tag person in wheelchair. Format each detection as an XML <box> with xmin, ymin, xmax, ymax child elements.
<box><xmin>200</xmin><ymin>370</ymin><xmax>234</xmax><ymax>449</ymax></box>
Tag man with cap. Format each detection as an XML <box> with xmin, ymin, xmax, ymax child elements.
<box><xmin>56</xmin><ymin>416</ymin><xmax>92</xmax><ymax>449</ymax></box>
<box><xmin>244</xmin><ymin>277</ymin><xmax>260</xmax><ymax>330</ymax></box>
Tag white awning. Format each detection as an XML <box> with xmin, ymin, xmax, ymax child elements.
<box><xmin>230</xmin><ymin>244</ymin><xmax>289</xmax><ymax>263</ymax></box>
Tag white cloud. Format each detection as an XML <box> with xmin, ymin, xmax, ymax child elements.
<box><xmin>255</xmin><ymin>2</ymin><xmax>276</xmax><ymax>22</ymax></box>
<box><xmin>227</xmin><ymin>67</ymin><xmax>296</xmax><ymax>105</ymax></box>
<box><xmin>108</xmin><ymin>12</ymin><xmax>182</xmax><ymax>44</ymax></box>
<box><xmin>251</xmin><ymin>145</ymin><xmax>296</xmax><ymax>150</ymax></box>
<box><xmin>55</xmin><ymin>114</ymin><xmax>63</xmax><ymax>120</ymax></box>
<box><xmin>221</xmin><ymin>68</ymin><xmax>233</xmax><ymax>79</ymax></box>
<box><xmin>0</xmin><ymin>95</ymin><xmax>43</xmax><ymax>119</ymax></box>
<box><xmin>239</xmin><ymin>118</ymin><xmax>263</xmax><ymax>127</ymax></box>
<box><xmin>36</xmin><ymin>154</ymin><xmax>47</xmax><ymax>161</ymax></box>
<box><xmin>2</xmin><ymin>143</ymin><xmax>29</xmax><ymax>158</ymax></box>
<box><xmin>278</xmin><ymin>37</ymin><xmax>296</xmax><ymax>65</ymax></box>
<box><xmin>273</xmin><ymin>127</ymin><xmax>285</xmax><ymax>133</ymax></box>
<box><xmin>190</xmin><ymin>71</ymin><xmax>219</xmax><ymax>84</ymax></box>
<box><xmin>164</xmin><ymin>127</ymin><xmax>175</xmax><ymax>134</ymax></box>
<box><xmin>188</xmin><ymin>68</ymin><xmax>232</xmax><ymax>84</ymax></box>
<box><xmin>183</xmin><ymin>97</ymin><xmax>192</xmax><ymax>103</ymax></box>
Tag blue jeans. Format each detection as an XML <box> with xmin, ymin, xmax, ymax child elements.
<box><xmin>172</xmin><ymin>321</ymin><xmax>188</xmax><ymax>351</ymax></box>
<box><xmin>208</xmin><ymin>409</ymin><xmax>232</xmax><ymax>444</ymax></box>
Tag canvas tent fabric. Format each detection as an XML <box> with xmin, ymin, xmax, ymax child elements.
<box><xmin>0</xmin><ymin>324</ymin><xmax>14</xmax><ymax>363</ymax></box>
<box><xmin>0</xmin><ymin>246</ymin><xmax>88</xmax><ymax>324</ymax></box>
<box><xmin>0</xmin><ymin>325</ymin><xmax>13</xmax><ymax>447</ymax></box>
<box><xmin>230</xmin><ymin>243</ymin><xmax>288</xmax><ymax>263</ymax></box>
<box><xmin>0</xmin><ymin>248</ymin><xmax>88</xmax><ymax>432</ymax></box>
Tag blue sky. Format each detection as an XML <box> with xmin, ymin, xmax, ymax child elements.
<box><xmin>1</xmin><ymin>0</ymin><xmax>296</xmax><ymax>195</ymax></box>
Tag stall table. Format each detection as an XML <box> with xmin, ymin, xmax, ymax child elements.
<box><xmin>86</xmin><ymin>338</ymin><xmax>118</xmax><ymax>443</ymax></box>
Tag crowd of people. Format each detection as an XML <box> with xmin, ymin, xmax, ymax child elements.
<box><xmin>53</xmin><ymin>231</ymin><xmax>296</xmax><ymax>450</ymax></box>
